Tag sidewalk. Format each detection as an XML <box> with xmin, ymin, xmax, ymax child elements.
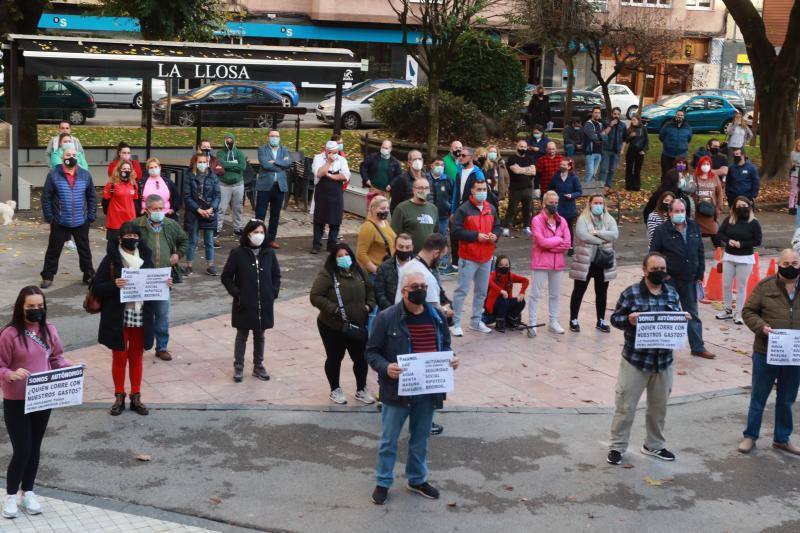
<box><xmin>64</xmin><ymin>262</ymin><xmax>759</xmax><ymax>409</ymax></box>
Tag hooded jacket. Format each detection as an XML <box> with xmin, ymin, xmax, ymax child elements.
<box><xmin>219</xmin><ymin>132</ymin><xmax>248</xmax><ymax>185</ymax></box>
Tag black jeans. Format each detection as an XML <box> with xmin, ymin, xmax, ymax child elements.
<box><xmin>4</xmin><ymin>400</ymin><xmax>51</xmax><ymax>495</ymax></box>
<box><xmin>660</xmin><ymin>154</ymin><xmax>675</xmax><ymax>181</ymax></box>
<box><xmin>317</xmin><ymin>320</ymin><xmax>368</xmax><ymax>391</ymax></box>
<box><xmin>313</xmin><ymin>223</ymin><xmax>341</xmax><ymax>251</ymax></box>
<box><xmin>504</xmin><ymin>188</ymin><xmax>533</xmax><ymax>229</ymax></box>
<box><xmin>565</xmin><ymin>216</ymin><xmax>577</xmax><ymax>249</ymax></box>
<box><xmin>569</xmin><ymin>262</ymin><xmax>609</xmax><ymax>321</ymax></box>
<box><xmin>234</xmin><ymin>328</ymin><xmax>265</xmax><ymax>369</ymax></box>
<box><xmin>41</xmin><ymin>222</ymin><xmax>93</xmax><ymax>280</ymax></box>
<box><xmin>493</xmin><ymin>296</ymin><xmax>526</xmax><ymax>320</ymax></box>
<box><xmin>625</xmin><ymin>150</ymin><xmax>645</xmax><ymax>191</ymax></box>
<box><xmin>255</xmin><ymin>183</ymin><xmax>284</xmax><ymax>243</ymax></box>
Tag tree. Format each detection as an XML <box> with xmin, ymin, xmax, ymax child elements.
<box><xmin>723</xmin><ymin>0</ymin><xmax>800</xmax><ymax>179</ymax></box>
<box><xmin>509</xmin><ymin>0</ymin><xmax>595</xmax><ymax>122</ymax></box>
<box><xmin>389</xmin><ymin>0</ymin><xmax>497</xmax><ymax>159</ymax></box>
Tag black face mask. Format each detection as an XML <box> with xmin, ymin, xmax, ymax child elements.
<box><xmin>647</xmin><ymin>270</ymin><xmax>667</xmax><ymax>285</ymax></box>
<box><xmin>120</xmin><ymin>237</ymin><xmax>139</xmax><ymax>251</ymax></box>
<box><xmin>545</xmin><ymin>204</ymin><xmax>558</xmax><ymax>214</ymax></box>
<box><xmin>63</xmin><ymin>157</ymin><xmax>77</xmax><ymax>168</ymax></box>
<box><xmin>477</xmin><ymin>157</ymin><xmax>487</xmax><ymax>166</ymax></box>
<box><xmin>407</xmin><ymin>289</ymin><xmax>427</xmax><ymax>306</ymax></box>
<box><xmin>496</xmin><ymin>266</ymin><xmax>510</xmax><ymax>275</ymax></box>
<box><xmin>120</xmin><ymin>170</ymin><xmax>131</xmax><ymax>181</ymax></box>
<box><xmin>202</xmin><ymin>149</ymin><xmax>211</xmax><ymax>157</ymax></box>
<box><xmin>225</xmin><ymin>141</ymin><xmax>234</xmax><ymax>150</ymax></box>
<box><xmin>709</xmin><ymin>147</ymin><xmax>720</xmax><ymax>155</ymax></box>
<box><xmin>25</xmin><ymin>308</ymin><xmax>45</xmax><ymax>323</ymax></box>
<box><xmin>734</xmin><ymin>155</ymin><xmax>743</xmax><ymax>164</ymax></box>
<box><xmin>395</xmin><ymin>250</ymin><xmax>414</xmax><ymax>262</ymax></box>
<box><xmin>778</xmin><ymin>265</ymin><xmax>800</xmax><ymax>280</ymax></box>
<box><xmin>453</xmin><ymin>149</ymin><xmax>462</xmax><ymax>158</ymax></box>
<box><xmin>376</xmin><ymin>211</ymin><xmax>389</xmax><ymax>220</ymax></box>
<box><xmin>661</xmin><ymin>202</ymin><xmax>672</xmax><ymax>212</ymax></box>
<box><xmin>516</xmin><ymin>149</ymin><xmax>526</xmax><ymax>156</ymax></box>
<box><xmin>736</xmin><ymin>207</ymin><xmax>750</xmax><ymax>219</ymax></box>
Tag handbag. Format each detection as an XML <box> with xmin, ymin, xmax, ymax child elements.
<box><xmin>697</xmin><ymin>200</ymin><xmax>715</xmax><ymax>217</ymax></box>
<box><xmin>83</xmin><ymin>262</ymin><xmax>114</xmax><ymax>314</ymax></box>
<box><xmin>369</xmin><ymin>220</ymin><xmax>392</xmax><ymax>262</ymax></box>
<box><xmin>332</xmin><ymin>271</ymin><xmax>369</xmax><ymax>344</ymax></box>
<box><xmin>593</xmin><ymin>246</ymin><xmax>615</xmax><ymax>270</ymax></box>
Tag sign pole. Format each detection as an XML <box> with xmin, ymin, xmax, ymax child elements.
<box><xmin>333</xmin><ymin>81</ymin><xmax>343</xmax><ymax>135</ymax></box>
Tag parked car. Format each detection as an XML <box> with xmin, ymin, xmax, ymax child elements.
<box><xmin>71</xmin><ymin>77</ymin><xmax>167</xmax><ymax>108</ymax></box>
<box><xmin>323</xmin><ymin>78</ymin><xmax>412</xmax><ymax>100</ymax></box>
<box><xmin>641</xmin><ymin>93</ymin><xmax>736</xmax><ymax>133</ymax></box>
<box><xmin>687</xmin><ymin>88</ymin><xmax>747</xmax><ymax>113</ymax></box>
<box><xmin>588</xmin><ymin>83</ymin><xmax>640</xmax><ymax>118</ymax></box>
<box><xmin>0</xmin><ymin>78</ymin><xmax>97</xmax><ymax>125</ymax></box>
<box><xmin>250</xmin><ymin>81</ymin><xmax>299</xmax><ymax>107</ymax></box>
<box><xmin>316</xmin><ymin>81</ymin><xmax>408</xmax><ymax>129</ymax></box>
<box><xmin>153</xmin><ymin>82</ymin><xmax>284</xmax><ymax>128</ymax></box>
<box><xmin>520</xmin><ymin>89</ymin><xmax>607</xmax><ymax>129</ymax></box>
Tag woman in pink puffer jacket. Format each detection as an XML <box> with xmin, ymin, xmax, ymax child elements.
<box><xmin>528</xmin><ymin>190</ymin><xmax>571</xmax><ymax>338</ymax></box>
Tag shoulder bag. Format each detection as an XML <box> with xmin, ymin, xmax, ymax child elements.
<box><xmin>83</xmin><ymin>262</ymin><xmax>115</xmax><ymax>314</ymax></box>
<box><xmin>332</xmin><ymin>271</ymin><xmax>369</xmax><ymax>344</ymax></box>
<box><xmin>369</xmin><ymin>220</ymin><xmax>392</xmax><ymax>262</ymax></box>
<box><xmin>590</xmin><ymin>219</ymin><xmax>615</xmax><ymax>270</ymax></box>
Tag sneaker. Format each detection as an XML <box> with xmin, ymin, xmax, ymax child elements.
<box><xmin>206</xmin><ymin>266</ymin><xmax>218</xmax><ymax>276</ymax></box>
<box><xmin>569</xmin><ymin>319</ymin><xmax>580</xmax><ymax>332</ymax></box>
<box><xmin>430</xmin><ymin>422</ymin><xmax>444</xmax><ymax>435</ymax></box>
<box><xmin>641</xmin><ymin>444</ymin><xmax>676</xmax><ymax>461</ymax></box>
<box><xmin>233</xmin><ymin>367</ymin><xmax>243</xmax><ymax>383</ymax></box>
<box><xmin>440</xmin><ymin>265</ymin><xmax>458</xmax><ymax>276</ymax></box>
<box><xmin>469</xmin><ymin>322</ymin><xmax>492</xmax><ymax>334</ymax></box>
<box><xmin>39</xmin><ymin>279</ymin><xmax>52</xmax><ymax>289</ymax></box>
<box><xmin>20</xmin><ymin>492</ymin><xmax>41</xmax><ymax>515</ymax></box>
<box><xmin>355</xmin><ymin>388</ymin><xmax>375</xmax><ymax>404</ymax></box>
<box><xmin>716</xmin><ymin>309</ymin><xmax>733</xmax><ymax>320</ymax></box>
<box><xmin>501</xmin><ymin>227</ymin><xmax>510</xmax><ymax>237</ymax></box>
<box><xmin>607</xmin><ymin>450</ymin><xmax>623</xmax><ymax>465</ymax></box>
<box><xmin>526</xmin><ymin>326</ymin><xmax>537</xmax><ymax>338</ymax></box>
<box><xmin>406</xmin><ymin>482</ymin><xmax>440</xmax><ymax>500</ymax></box>
<box><xmin>2</xmin><ymin>494</ymin><xmax>18</xmax><ymax>518</ymax></box>
<box><xmin>522</xmin><ymin>227</ymin><xmax>532</xmax><ymax>237</ymax></box>
<box><xmin>733</xmin><ymin>314</ymin><xmax>744</xmax><ymax>325</ymax></box>
<box><xmin>596</xmin><ymin>319</ymin><xmax>611</xmax><ymax>333</ymax></box>
<box><xmin>252</xmin><ymin>366</ymin><xmax>270</xmax><ymax>381</ymax></box>
<box><xmin>548</xmin><ymin>321</ymin><xmax>565</xmax><ymax>334</ymax></box>
<box><xmin>371</xmin><ymin>486</ymin><xmax>388</xmax><ymax>505</ymax></box>
<box><xmin>64</xmin><ymin>239</ymin><xmax>77</xmax><ymax>251</ymax></box>
<box><xmin>450</xmin><ymin>326</ymin><xmax>464</xmax><ymax>337</ymax></box>
<box><xmin>310</xmin><ymin>246</ymin><xmax>321</xmax><ymax>255</ymax></box>
<box><xmin>182</xmin><ymin>265</ymin><xmax>193</xmax><ymax>276</ymax></box>
<box><xmin>155</xmin><ymin>350</ymin><xmax>172</xmax><ymax>361</ymax></box>
<box><xmin>329</xmin><ymin>387</ymin><xmax>347</xmax><ymax>405</ymax></box>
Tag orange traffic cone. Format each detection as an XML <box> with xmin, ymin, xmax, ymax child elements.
<box><xmin>702</xmin><ymin>248</ymin><xmax>725</xmax><ymax>303</ymax></box>
<box><xmin>745</xmin><ymin>252</ymin><xmax>761</xmax><ymax>304</ymax></box>
<box><xmin>765</xmin><ymin>258</ymin><xmax>777</xmax><ymax>277</ymax></box>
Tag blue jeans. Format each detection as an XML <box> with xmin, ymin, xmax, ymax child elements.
<box><xmin>437</xmin><ymin>218</ymin><xmax>449</xmax><ymax>236</ymax></box>
<box><xmin>667</xmin><ymin>279</ymin><xmax>705</xmax><ymax>353</ymax></box>
<box><xmin>598</xmin><ymin>150</ymin><xmax>621</xmax><ymax>187</ymax></box>
<box><xmin>376</xmin><ymin>395</ymin><xmax>436</xmax><ymax>488</ymax></box>
<box><xmin>744</xmin><ymin>352</ymin><xmax>800</xmax><ymax>443</ymax></box>
<box><xmin>255</xmin><ymin>184</ymin><xmax>285</xmax><ymax>243</ymax></box>
<box><xmin>564</xmin><ymin>144</ymin><xmax>575</xmax><ymax>158</ymax></box>
<box><xmin>453</xmin><ymin>258</ymin><xmax>492</xmax><ymax>329</ymax></box>
<box><xmin>151</xmin><ymin>299</ymin><xmax>170</xmax><ymax>351</ymax></box>
<box><xmin>584</xmin><ymin>153</ymin><xmax>602</xmax><ymax>183</ymax></box>
<box><xmin>186</xmin><ymin>219</ymin><xmax>214</xmax><ymax>263</ymax></box>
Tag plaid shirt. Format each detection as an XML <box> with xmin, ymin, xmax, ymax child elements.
<box><xmin>123</xmin><ymin>307</ymin><xmax>144</xmax><ymax>328</ymax></box>
<box><xmin>610</xmin><ymin>280</ymin><xmax>683</xmax><ymax>373</ymax></box>
<box><xmin>535</xmin><ymin>154</ymin><xmax>563</xmax><ymax>192</ymax></box>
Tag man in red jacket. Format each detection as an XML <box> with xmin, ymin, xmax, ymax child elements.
<box><xmin>450</xmin><ymin>180</ymin><xmax>501</xmax><ymax>336</ymax></box>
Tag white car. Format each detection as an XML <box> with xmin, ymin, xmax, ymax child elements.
<box><xmin>316</xmin><ymin>82</ymin><xmax>408</xmax><ymax>129</ymax></box>
<box><xmin>71</xmin><ymin>77</ymin><xmax>168</xmax><ymax>108</ymax></box>
<box><xmin>589</xmin><ymin>83</ymin><xmax>640</xmax><ymax>119</ymax></box>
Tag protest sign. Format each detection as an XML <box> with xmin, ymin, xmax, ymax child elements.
<box><xmin>396</xmin><ymin>351</ymin><xmax>454</xmax><ymax>396</ymax></box>
<box><xmin>634</xmin><ymin>312</ymin><xmax>688</xmax><ymax>350</ymax></box>
<box><xmin>767</xmin><ymin>329</ymin><xmax>800</xmax><ymax>365</ymax></box>
<box><xmin>25</xmin><ymin>365</ymin><xmax>85</xmax><ymax>414</ymax></box>
<box><xmin>120</xmin><ymin>267</ymin><xmax>171</xmax><ymax>303</ymax></box>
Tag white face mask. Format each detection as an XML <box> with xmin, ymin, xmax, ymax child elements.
<box><xmin>380</xmin><ymin>147</ymin><xmax>391</xmax><ymax>157</ymax></box>
<box><xmin>700</xmin><ymin>164</ymin><xmax>711</xmax><ymax>173</ymax></box>
<box><xmin>411</xmin><ymin>159</ymin><xmax>423</xmax><ymax>171</ymax></box>
<box><xmin>249</xmin><ymin>233</ymin><xmax>265</xmax><ymax>247</ymax></box>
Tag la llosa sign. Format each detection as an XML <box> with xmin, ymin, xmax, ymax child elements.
<box><xmin>158</xmin><ymin>63</ymin><xmax>251</xmax><ymax>80</ymax></box>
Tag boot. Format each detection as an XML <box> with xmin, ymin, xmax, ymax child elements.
<box><xmin>129</xmin><ymin>393</ymin><xmax>149</xmax><ymax>416</ymax></box>
<box><xmin>110</xmin><ymin>393</ymin><xmax>126</xmax><ymax>416</ymax></box>
<box><xmin>507</xmin><ymin>315</ymin><xmax>522</xmax><ymax>330</ymax></box>
<box><xmin>233</xmin><ymin>367</ymin><xmax>244</xmax><ymax>383</ymax></box>
<box><xmin>495</xmin><ymin>318</ymin><xmax>507</xmax><ymax>333</ymax></box>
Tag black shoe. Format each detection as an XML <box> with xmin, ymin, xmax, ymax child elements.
<box><xmin>40</xmin><ymin>279</ymin><xmax>53</xmax><ymax>289</ymax></box>
<box><xmin>182</xmin><ymin>266</ymin><xmax>193</xmax><ymax>276</ymax></box>
<box><xmin>110</xmin><ymin>393</ymin><xmax>126</xmax><ymax>416</ymax></box>
<box><xmin>596</xmin><ymin>320</ymin><xmax>611</xmax><ymax>333</ymax></box>
<box><xmin>252</xmin><ymin>366</ymin><xmax>270</xmax><ymax>381</ymax></box>
<box><xmin>206</xmin><ymin>266</ymin><xmax>218</xmax><ymax>276</ymax></box>
<box><xmin>310</xmin><ymin>246</ymin><xmax>321</xmax><ymax>255</ymax></box>
<box><xmin>233</xmin><ymin>367</ymin><xmax>243</xmax><ymax>383</ymax></box>
<box><xmin>641</xmin><ymin>444</ymin><xmax>675</xmax><ymax>461</ymax></box>
<box><xmin>790</xmin><ymin>207</ymin><xmax>798</xmax><ymax>216</ymax></box>
<box><xmin>406</xmin><ymin>482</ymin><xmax>439</xmax><ymax>500</ymax></box>
<box><xmin>82</xmin><ymin>271</ymin><xmax>95</xmax><ymax>285</ymax></box>
<box><xmin>607</xmin><ymin>450</ymin><xmax>622</xmax><ymax>465</ymax></box>
<box><xmin>430</xmin><ymin>422</ymin><xmax>444</xmax><ymax>436</ymax></box>
<box><xmin>376</xmin><ymin>401</ymin><xmax>382</xmax><ymax>413</ymax></box>
<box><xmin>569</xmin><ymin>319</ymin><xmax>580</xmax><ymax>332</ymax></box>
<box><xmin>129</xmin><ymin>393</ymin><xmax>149</xmax><ymax>416</ymax></box>
<box><xmin>495</xmin><ymin>318</ymin><xmax>506</xmax><ymax>333</ymax></box>
<box><xmin>568</xmin><ymin>248</ymin><xmax>575</xmax><ymax>257</ymax></box>
<box><xmin>371</xmin><ymin>485</ymin><xmax>388</xmax><ymax>505</ymax></box>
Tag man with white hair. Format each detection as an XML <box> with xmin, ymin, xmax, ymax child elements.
<box><xmin>311</xmin><ymin>140</ymin><xmax>351</xmax><ymax>254</ymax></box>
<box><xmin>367</xmin><ymin>267</ymin><xmax>459</xmax><ymax>506</ymax></box>
<box><xmin>389</xmin><ymin>150</ymin><xmax>427</xmax><ymax>213</ymax></box>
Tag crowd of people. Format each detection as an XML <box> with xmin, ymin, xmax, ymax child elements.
<box><xmin>1</xmin><ymin>113</ymin><xmax>799</xmax><ymax>515</ymax></box>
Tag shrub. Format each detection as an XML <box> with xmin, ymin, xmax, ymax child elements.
<box><xmin>372</xmin><ymin>86</ymin><xmax>484</xmax><ymax>145</ymax></box>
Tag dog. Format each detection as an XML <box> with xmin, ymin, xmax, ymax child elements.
<box><xmin>0</xmin><ymin>200</ymin><xmax>16</xmax><ymax>226</ymax></box>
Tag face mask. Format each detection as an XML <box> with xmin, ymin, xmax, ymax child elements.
<box><xmin>736</xmin><ymin>207</ymin><xmax>750</xmax><ymax>219</ymax></box>
<box><xmin>676</xmin><ymin>163</ymin><xmax>687</xmax><ymax>172</ymax></box>
<box><xmin>338</xmin><ymin>143</ymin><xmax>344</xmax><ymax>152</ymax></box>
<box><xmin>414</xmin><ymin>189</ymin><xmax>428</xmax><ymax>201</ymax></box>
<box><xmin>411</xmin><ymin>159</ymin><xmax>423</xmax><ymax>171</ymax></box>
<box><xmin>574</xmin><ymin>126</ymin><xmax>581</xmax><ymax>130</ymax></box>
<box><xmin>336</xmin><ymin>255</ymin><xmax>352</xmax><ymax>269</ymax></box>
<box><xmin>148</xmin><ymin>167</ymin><xmax>160</xmax><ymax>177</ymax></box>
<box><xmin>671</xmin><ymin>213</ymin><xmax>686</xmax><ymax>225</ymax></box>
<box><xmin>432</xmin><ymin>165</ymin><xmax>444</xmax><ymax>176</ymax></box>
<box><xmin>647</xmin><ymin>270</ymin><xmax>666</xmax><ymax>285</ymax></box>
<box><xmin>63</xmin><ymin>157</ymin><xmax>77</xmax><ymax>168</ymax></box>
<box><xmin>474</xmin><ymin>191</ymin><xmax>488</xmax><ymax>203</ymax></box>
<box><xmin>197</xmin><ymin>162</ymin><xmax>209</xmax><ymax>173</ymax></box>
<box><xmin>661</xmin><ymin>202</ymin><xmax>672</xmax><ymax>212</ymax></box>
<box><xmin>560</xmin><ymin>168</ymin><xmax>569</xmax><ymax>175</ymax></box>
<box><xmin>395</xmin><ymin>250</ymin><xmax>414</xmax><ymax>262</ymax></box>
<box><xmin>149</xmin><ymin>211</ymin><xmax>165</xmax><ymax>223</ymax></box>
<box><xmin>376</xmin><ymin>211</ymin><xmax>389</xmax><ymax>220</ymax></box>
<box><xmin>709</xmin><ymin>147</ymin><xmax>719</xmax><ymax>155</ymax></box>
<box><xmin>225</xmin><ymin>141</ymin><xmax>234</xmax><ymax>149</ymax></box>
<box><xmin>407</xmin><ymin>288</ymin><xmax>427</xmax><ymax>306</ymax></box>
<box><xmin>533</xmin><ymin>133</ymin><xmax>542</xmax><ymax>140</ymax></box>
<box><xmin>380</xmin><ymin>147</ymin><xmax>391</xmax><ymax>158</ymax></box>
<box><xmin>25</xmin><ymin>308</ymin><xmax>45</xmax><ymax>323</ymax></box>
<box><xmin>488</xmin><ymin>151</ymin><xmax>498</xmax><ymax>161</ymax></box>
<box><xmin>62</xmin><ymin>142</ymin><xmax>75</xmax><ymax>152</ymax></box>
<box><xmin>249</xmin><ymin>233</ymin><xmax>265</xmax><ymax>247</ymax></box>
<box><xmin>453</xmin><ymin>149</ymin><xmax>462</xmax><ymax>157</ymax></box>
<box><xmin>591</xmin><ymin>204</ymin><xmax>604</xmax><ymax>216</ymax></box>
<box><xmin>496</xmin><ymin>266</ymin><xmax>510</xmax><ymax>275</ymax></box>
<box><xmin>202</xmin><ymin>148</ymin><xmax>212</xmax><ymax>157</ymax></box>
<box><xmin>701</xmin><ymin>164</ymin><xmax>711</xmax><ymax>173</ymax></box>
<box><xmin>120</xmin><ymin>237</ymin><xmax>139</xmax><ymax>251</ymax></box>
<box><xmin>516</xmin><ymin>149</ymin><xmax>526</xmax><ymax>156</ymax></box>
<box><xmin>269</xmin><ymin>137</ymin><xmax>280</xmax><ymax>147</ymax></box>
<box><xmin>778</xmin><ymin>265</ymin><xmax>800</xmax><ymax>280</ymax></box>
<box><xmin>120</xmin><ymin>170</ymin><xmax>131</xmax><ymax>181</ymax></box>
<box><xmin>477</xmin><ymin>157</ymin><xmax>487</xmax><ymax>166</ymax></box>
<box><xmin>545</xmin><ymin>204</ymin><xmax>558</xmax><ymax>214</ymax></box>
<box><xmin>734</xmin><ymin>155</ymin><xmax>743</xmax><ymax>164</ymax></box>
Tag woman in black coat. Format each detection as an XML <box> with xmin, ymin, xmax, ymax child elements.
<box><xmin>221</xmin><ymin>219</ymin><xmax>281</xmax><ymax>383</ymax></box>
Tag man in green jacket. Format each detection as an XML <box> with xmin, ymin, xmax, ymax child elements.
<box><xmin>442</xmin><ymin>140</ymin><xmax>462</xmax><ymax>184</ymax></box>
<box><xmin>218</xmin><ymin>132</ymin><xmax>248</xmax><ymax>236</ymax></box>
<box><xmin>137</xmin><ymin>194</ymin><xmax>189</xmax><ymax>361</ymax></box>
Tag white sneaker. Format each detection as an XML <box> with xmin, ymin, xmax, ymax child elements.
<box><xmin>354</xmin><ymin>388</ymin><xmax>375</xmax><ymax>405</ymax></box>
<box><xmin>501</xmin><ymin>227</ymin><xmax>510</xmax><ymax>237</ymax></box>
<box><xmin>20</xmin><ymin>492</ymin><xmax>41</xmax><ymax>515</ymax></box>
<box><xmin>2</xmin><ymin>494</ymin><xmax>18</xmax><ymax>518</ymax></box>
<box><xmin>64</xmin><ymin>239</ymin><xmax>77</xmax><ymax>252</ymax></box>
<box><xmin>733</xmin><ymin>314</ymin><xmax>744</xmax><ymax>325</ymax></box>
<box><xmin>715</xmin><ymin>309</ymin><xmax>733</xmax><ymax>320</ymax></box>
<box><xmin>469</xmin><ymin>322</ymin><xmax>492</xmax><ymax>334</ymax></box>
<box><xmin>526</xmin><ymin>325</ymin><xmax>537</xmax><ymax>338</ymax></box>
<box><xmin>329</xmin><ymin>387</ymin><xmax>347</xmax><ymax>405</ymax></box>
<box><xmin>450</xmin><ymin>326</ymin><xmax>464</xmax><ymax>337</ymax></box>
<box><xmin>548</xmin><ymin>321</ymin><xmax>565</xmax><ymax>334</ymax></box>
<box><xmin>522</xmin><ymin>227</ymin><xmax>532</xmax><ymax>236</ymax></box>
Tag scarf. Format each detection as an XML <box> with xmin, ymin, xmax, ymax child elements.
<box><xmin>119</xmin><ymin>246</ymin><xmax>145</xmax><ymax>312</ymax></box>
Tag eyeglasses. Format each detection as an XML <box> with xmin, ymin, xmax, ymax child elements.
<box><xmin>460</xmin><ymin>154</ymin><xmax>471</xmax><ymax>159</ymax></box>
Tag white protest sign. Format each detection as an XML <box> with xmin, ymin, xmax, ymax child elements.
<box><xmin>120</xmin><ymin>267</ymin><xmax>171</xmax><ymax>303</ymax></box>
<box><xmin>396</xmin><ymin>351</ymin><xmax>454</xmax><ymax>396</ymax></box>
<box><xmin>25</xmin><ymin>365</ymin><xmax>85</xmax><ymax>414</ymax></box>
<box><xmin>767</xmin><ymin>329</ymin><xmax>800</xmax><ymax>365</ymax></box>
<box><xmin>634</xmin><ymin>312</ymin><xmax>688</xmax><ymax>350</ymax></box>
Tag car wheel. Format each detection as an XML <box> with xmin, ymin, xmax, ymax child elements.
<box><xmin>721</xmin><ymin>119</ymin><xmax>732</xmax><ymax>133</ymax></box>
<box><xmin>177</xmin><ymin>110</ymin><xmax>196</xmax><ymax>127</ymax></box>
<box><xmin>626</xmin><ymin>105</ymin><xmax>638</xmax><ymax>119</ymax></box>
<box><xmin>342</xmin><ymin>112</ymin><xmax>361</xmax><ymax>130</ymax></box>
<box><xmin>281</xmin><ymin>95</ymin><xmax>292</xmax><ymax>108</ymax></box>
<box><xmin>256</xmin><ymin>113</ymin><xmax>275</xmax><ymax>129</ymax></box>
<box><xmin>68</xmin><ymin>110</ymin><xmax>86</xmax><ymax>125</ymax></box>
<box><xmin>132</xmin><ymin>93</ymin><xmax>143</xmax><ymax>109</ymax></box>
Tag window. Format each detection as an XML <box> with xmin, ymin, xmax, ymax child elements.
<box><xmin>237</xmin><ymin>86</ymin><xmax>255</xmax><ymax>99</ymax></box>
<box><xmin>40</xmin><ymin>81</ymin><xmax>68</xmax><ymax>96</ymax></box>
<box><xmin>548</xmin><ymin>93</ymin><xmax>564</xmax><ymax>104</ymax></box>
<box><xmin>684</xmin><ymin>98</ymin><xmax>706</xmax><ymax>112</ymax></box>
<box><xmin>621</xmin><ymin>0</ymin><xmax>671</xmax><ymax>7</ymax></box>
<box><xmin>210</xmin><ymin>86</ymin><xmax>237</xmax><ymax>100</ymax></box>
<box><xmin>610</xmin><ymin>85</ymin><xmax>628</xmax><ymax>95</ymax></box>
<box><xmin>686</xmin><ymin>0</ymin><xmax>712</xmax><ymax>8</ymax></box>
<box><xmin>706</xmin><ymin>98</ymin><xmax>724</xmax><ymax>110</ymax></box>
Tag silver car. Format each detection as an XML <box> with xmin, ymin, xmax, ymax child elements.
<box><xmin>72</xmin><ymin>77</ymin><xmax>168</xmax><ymax>108</ymax></box>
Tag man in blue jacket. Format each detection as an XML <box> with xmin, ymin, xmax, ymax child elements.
<box><xmin>367</xmin><ymin>267</ymin><xmax>459</xmax><ymax>506</ymax></box>
<box><xmin>256</xmin><ymin>130</ymin><xmax>294</xmax><ymax>249</ymax></box>
<box><xmin>658</xmin><ymin>110</ymin><xmax>692</xmax><ymax>178</ymax></box>
<box><xmin>40</xmin><ymin>147</ymin><xmax>97</xmax><ymax>288</ymax></box>
<box><xmin>726</xmin><ymin>148</ymin><xmax>760</xmax><ymax>207</ymax></box>
<box><xmin>649</xmin><ymin>198</ymin><xmax>715</xmax><ymax>360</ymax></box>
<box><xmin>598</xmin><ymin>107</ymin><xmax>626</xmax><ymax>189</ymax></box>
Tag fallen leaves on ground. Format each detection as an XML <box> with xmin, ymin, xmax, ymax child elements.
<box><xmin>643</xmin><ymin>475</ymin><xmax>674</xmax><ymax>486</ymax></box>
<box><xmin>134</xmin><ymin>453</ymin><xmax>152</xmax><ymax>462</ymax></box>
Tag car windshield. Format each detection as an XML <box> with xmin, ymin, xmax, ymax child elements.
<box><xmin>657</xmin><ymin>94</ymin><xmax>693</xmax><ymax>108</ymax></box>
<box><xmin>184</xmin><ymin>85</ymin><xmax>219</xmax><ymax>99</ymax></box>
<box><xmin>346</xmin><ymin>85</ymin><xmax>379</xmax><ymax>101</ymax></box>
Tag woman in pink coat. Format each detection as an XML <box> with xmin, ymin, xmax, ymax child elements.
<box><xmin>528</xmin><ymin>190</ymin><xmax>571</xmax><ymax>338</ymax></box>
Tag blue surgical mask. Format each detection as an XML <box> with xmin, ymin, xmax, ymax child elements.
<box><xmin>432</xmin><ymin>165</ymin><xmax>444</xmax><ymax>176</ymax></box>
<box><xmin>269</xmin><ymin>137</ymin><xmax>280</xmax><ymax>147</ymax></box>
<box><xmin>338</xmin><ymin>143</ymin><xmax>344</xmax><ymax>152</ymax></box>
<box><xmin>474</xmin><ymin>191</ymin><xmax>488</xmax><ymax>203</ymax></box>
<box><xmin>591</xmin><ymin>204</ymin><xmax>604</xmax><ymax>216</ymax></box>
<box><xmin>488</xmin><ymin>151</ymin><xmax>498</xmax><ymax>161</ymax></box>
<box><xmin>336</xmin><ymin>255</ymin><xmax>352</xmax><ymax>269</ymax></box>
<box><xmin>149</xmin><ymin>211</ymin><xmax>165</xmax><ymax>223</ymax></box>
<box><xmin>62</xmin><ymin>142</ymin><xmax>75</xmax><ymax>152</ymax></box>
<box><xmin>197</xmin><ymin>162</ymin><xmax>208</xmax><ymax>173</ymax></box>
<box><xmin>671</xmin><ymin>213</ymin><xmax>686</xmax><ymax>225</ymax></box>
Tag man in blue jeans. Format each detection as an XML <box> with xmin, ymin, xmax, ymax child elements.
<box><xmin>582</xmin><ymin>106</ymin><xmax>604</xmax><ymax>183</ymax></box>
<box><xmin>367</xmin><ymin>268</ymin><xmax>459</xmax><ymax>505</ymax></box>
<box><xmin>597</xmin><ymin>107</ymin><xmax>626</xmax><ymax>189</ymax></box>
<box><xmin>739</xmin><ymin>248</ymin><xmax>800</xmax><ymax>455</ymax></box>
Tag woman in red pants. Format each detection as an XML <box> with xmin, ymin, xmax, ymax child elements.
<box><xmin>92</xmin><ymin>221</ymin><xmax>170</xmax><ymax>415</ymax></box>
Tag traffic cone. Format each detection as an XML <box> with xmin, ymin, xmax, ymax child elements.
<box><xmin>702</xmin><ymin>248</ymin><xmax>724</xmax><ymax>304</ymax></box>
<box><xmin>765</xmin><ymin>258</ymin><xmax>777</xmax><ymax>277</ymax></box>
<box><xmin>745</xmin><ymin>252</ymin><xmax>761</xmax><ymax>304</ymax></box>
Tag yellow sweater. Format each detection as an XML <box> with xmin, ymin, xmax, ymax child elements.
<box><xmin>356</xmin><ymin>220</ymin><xmax>396</xmax><ymax>271</ymax></box>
